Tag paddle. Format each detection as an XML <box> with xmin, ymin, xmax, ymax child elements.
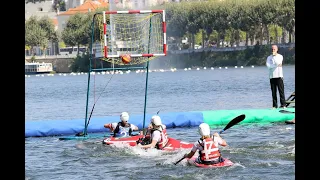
<box><xmin>173</xmin><ymin>114</ymin><xmax>246</xmax><ymax>165</ymax></box>
<box><xmin>174</xmin><ymin>156</ymin><xmax>186</xmax><ymax>165</ymax></box>
<box><xmin>279</xmin><ymin>110</ymin><xmax>295</xmax><ymax>114</ymax></box>
<box><xmin>218</xmin><ymin>114</ymin><xmax>246</xmax><ymax>134</ymax></box>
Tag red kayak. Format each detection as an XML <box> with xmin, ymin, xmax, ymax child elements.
<box><xmin>102</xmin><ymin>135</ymin><xmax>193</xmax><ymax>151</ymax></box>
<box><xmin>187</xmin><ymin>156</ymin><xmax>234</xmax><ymax>168</ymax></box>
<box><xmin>102</xmin><ymin>135</ymin><xmax>142</xmax><ymax>146</ymax></box>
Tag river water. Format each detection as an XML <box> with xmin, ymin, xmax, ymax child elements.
<box><xmin>25</xmin><ymin>65</ymin><xmax>295</xmax><ymax>180</ymax></box>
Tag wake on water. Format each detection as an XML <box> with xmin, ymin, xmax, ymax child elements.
<box><xmin>77</xmin><ymin>140</ymin><xmax>195</xmax><ymax>165</ymax></box>
<box><xmin>73</xmin><ymin>138</ymin><xmax>249</xmax><ymax>167</ymax></box>
<box><xmin>108</xmin><ymin>143</ymin><xmax>247</xmax><ymax>170</ymax></box>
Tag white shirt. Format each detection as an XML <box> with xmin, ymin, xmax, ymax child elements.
<box><xmin>266</xmin><ymin>53</ymin><xmax>284</xmax><ymax>79</ymax></box>
<box><xmin>191</xmin><ymin>136</ymin><xmax>224</xmax><ymax>152</ymax></box>
<box><xmin>151</xmin><ymin>130</ymin><xmax>161</xmax><ymax>142</ymax></box>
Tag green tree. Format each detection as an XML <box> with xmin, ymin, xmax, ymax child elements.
<box><xmin>275</xmin><ymin>0</ymin><xmax>295</xmax><ymax>43</ymax></box>
<box><xmin>25</xmin><ymin>23</ymin><xmax>48</xmax><ymax>55</ymax></box>
<box><xmin>59</xmin><ymin>41</ymin><xmax>66</xmax><ymax>48</ymax></box>
<box><xmin>70</xmin><ymin>51</ymin><xmax>90</xmax><ymax>72</ymax></box>
<box><xmin>185</xmin><ymin>3</ymin><xmax>202</xmax><ymax>49</ymax></box>
<box><xmin>194</xmin><ymin>2</ymin><xmax>215</xmax><ymax>48</ymax></box>
<box><xmin>213</xmin><ymin>3</ymin><xmax>232</xmax><ymax>47</ymax></box>
<box><xmin>25</xmin><ymin>16</ymin><xmax>48</xmax><ymax>56</ymax></box>
<box><xmin>163</xmin><ymin>0</ymin><xmax>294</xmax><ymax>47</ymax></box>
<box><xmin>165</xmin><ymin>2</ymin><xmax>190</xmax><ymax>45</ymax></box>
<box><xmin>229</xmin><ymin>2</ymin><xmax>251</xmax><ymax>46</ymax></box>
<box><xmin>25</xmin><ymin>15</ymin><xmax>58</xmax><ymax>56</ymax></box>
<box><xmin>67</xmin><ymin>7</ymin><xmax>109</xmax><ymax>70</ymax></box>
<box><xmin>39</xmin><ymin>16</ymin><xmax>59</xmax><ymax>55</ymax></box>
<box><xmin>61</xmin><ymin>13</ymin><xmax>89</xmax><ymax>56</ymax></box>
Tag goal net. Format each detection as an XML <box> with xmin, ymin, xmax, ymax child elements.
<box><xmin>93</xmin><ymin>10</ymin><xmax>166</xmax><ymax>65</ymax></box>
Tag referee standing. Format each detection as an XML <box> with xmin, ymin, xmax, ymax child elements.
<box><xmin>266</xmin><ymin>44</ymin><xmax>286</xmax><ymax>109</ymax></box>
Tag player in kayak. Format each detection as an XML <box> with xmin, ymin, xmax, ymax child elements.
<box><xmin>137</xmin><ymin>115</ymin><xmax>169</xmax><ymax>150</ymax></box>
<box><xmin>104</xmin><ymin>112</ymin><xmax>139</xmax><ymax>137</ymax></box>
<box><xmin>183</xmin><ymin>123</ymin><xmax>228</xmax><ymax>165</ymax></box>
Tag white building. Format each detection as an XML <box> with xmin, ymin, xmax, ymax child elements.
<box><xmin>25</xmin><ymin>0</ymin><xmax>56</xmax><ymax>20</ymax></box>
<box><xmin>65</xmin><ymin>0</ymin><xmax>86</xmax><ymax>10</ymax></box>
<box><xmin>57</xmin><ymin>0</ymin><xmax>108</xmax><ymax>32</ymax></box>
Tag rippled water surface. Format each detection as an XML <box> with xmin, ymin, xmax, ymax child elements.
<box><xmin>25</xmin><ymin>65</ymin><xmax>295</xmax><ymax>180</ymax></box>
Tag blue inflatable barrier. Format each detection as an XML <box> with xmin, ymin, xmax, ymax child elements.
<box><xmin>25</xmin><ymin>108</ymin><xmax>294</xmax><ymax>138</ymax></box>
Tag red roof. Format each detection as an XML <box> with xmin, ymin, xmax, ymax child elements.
<box><xmin>59</xmin><ymin>0</ymin><xmax>108</xmax><ymax>16</ymax></box>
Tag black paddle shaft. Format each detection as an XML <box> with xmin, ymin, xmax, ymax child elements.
<box><xmin>174</xmin><ymin>157</ymin><xmax>185</xmax><ymax>165</ymax></box>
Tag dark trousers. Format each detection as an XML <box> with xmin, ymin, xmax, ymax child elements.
<box><xmin>270</xmin><ymin>77</ymin><xmax>286</xmax><ymax>108</ymax></box>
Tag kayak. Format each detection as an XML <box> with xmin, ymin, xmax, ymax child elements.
<box><xmin>102</xmin><ymin>135</ymin><xmax>193</xmax><ymax>151</ymax></box>
<box><xmin>187</xmin><ymin>156</ymin><xmax>234</xmax><ymax>168</ymax></box>
<box><xmin>102</xmin><ymin>134</ymin><xmax>142</xmax><ymax>146</ymax></box>
<box><xmin>163</xmin><ymin>137</ymin><xmax>194</xmax><ymax>151</ymax></box>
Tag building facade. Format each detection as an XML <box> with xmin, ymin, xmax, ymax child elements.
<box><xmin>25</xmin><ymin>0</ymin><xmax>58</xmax><ymax>56</ymax></box>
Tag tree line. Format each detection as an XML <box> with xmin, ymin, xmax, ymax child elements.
<box><xmin>163</xmin><ymin>0</ymin><xmax>294</xmax><ymax>48</ymax></box>
<box><xmin>25</xmin><ymin>0</ymin><xmax>294</xmax><ymax>54</ymax></box>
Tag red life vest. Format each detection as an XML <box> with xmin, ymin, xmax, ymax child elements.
<box><xmin>140</xmin><ymin>127</ymin><xmax>168</xmax><ymax>149</ymax></box>
<box><xmin>198</xmin><ymin>138</ymin><xmax>221</xmax><ymax>162</ymax></box>
<box><xmin>147</xmin><ymin>128</ymin><xmax>168</xmax><ymax>149</ymax></box>
<box><xmin>156</xmin><ymin>129</ymin><xmax>168</xmax><ymax>149</ymax></box>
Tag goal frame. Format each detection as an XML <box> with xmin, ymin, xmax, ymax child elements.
<box><xmin>102</xmin><ymin>10</ymin><xmax>167</xmax><ymax>58</ymax></box>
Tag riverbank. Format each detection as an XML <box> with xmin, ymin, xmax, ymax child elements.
<box><xmin>26</xmin><ymin>43</ymin><xmax>295</xmax><ymax>73</ymax></box>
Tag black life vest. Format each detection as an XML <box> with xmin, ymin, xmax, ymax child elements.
<box><xmin>113</xmin><ymin>122</ymin><xmax>132</xmax><ymax>137</ymax></box>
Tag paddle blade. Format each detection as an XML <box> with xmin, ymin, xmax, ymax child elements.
<box><xmin>174</xmin><ymin>157</ymin><xmax>185</xmax><ymax>165</ymax></box>
<box><xmin>279</xmin><ymin>110</ymin><xmax>295</xmax><ymax>114</ymax></box>
<box><xmin>219</xmin><ymin>114</ymin><xmax>245</xmax><ymax>134</ymax></box>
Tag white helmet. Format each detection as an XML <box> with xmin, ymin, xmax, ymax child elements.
<box><xmin>151</xmin><ymin>115</ymin><xmax>162</xmax><ymax>126</ymax></box>
<box><xmin>198</xmin><ymin>123</ymin><xmax>210</xmax><ymax>136</ymax></box>
<box><xmin>120</xmin><ymin>112</ymin><xmax>129</xmax><ymax>122</ymax></box>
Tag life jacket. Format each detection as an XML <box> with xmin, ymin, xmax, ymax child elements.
<box><xmin>152</xmin><ymin>128</ymin><xmax>168</xmax><ymax>150</ymax></box>
<box><xmin>198</xmin><ymin>137</ymin><xmax>221</xmax><ymax>163</ymax></box>
<box><xmin>113</xmin><ymin>122</ymin><xmax>132</xmax><ymax>137</ymax></box>
<box><xmin>138</xmin><ymin>127</ymin><xmax>168</xmax><ymax>149</ymax></box>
